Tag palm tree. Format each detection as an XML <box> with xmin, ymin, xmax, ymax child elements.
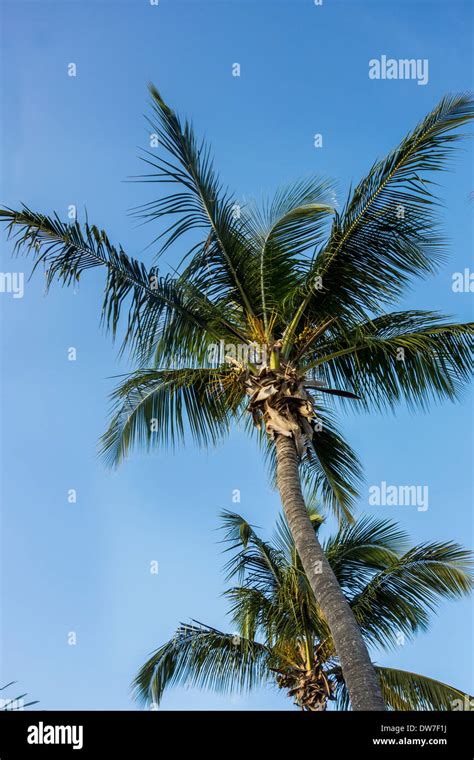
<box><xmin>134</xmin><ymin>510</ymin><xmax>473</xmax><ymax>711</ymax></box>
<box><xmin>1</xmin><ymin>89</ymin><xmax>473</xmax><ymax>709</ymax></box>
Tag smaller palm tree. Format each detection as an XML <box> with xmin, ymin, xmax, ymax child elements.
<box><xmin>134</xmin><ymin>511</ymin><xmax>473</xmax><ymax>711</ymax></box>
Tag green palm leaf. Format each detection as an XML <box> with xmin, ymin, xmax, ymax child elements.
<box><xmin>300</xmin><ymin>409</ymin><xmax>363</xmax><ymax>523</ymax></box>
<box><xmin>324</xmin><ymin>516</ymin><xmax>409</xmax><ymax>593</ymax></box>
<box><xmin>133</xmin><ymin>622</ymin><xmax>270</xmax><ymax>706</ymax></box>
<box><xmin>377</xmin><ymin>668</ymin><xmax>472</xmax><ymax>711</ymax></box>
<box><xmin>101</xmin><ymin>367</ymin><xmax>244</xmax><ymax>466</ymax></box>
<box><xmin>282</xmin><ymin>93</ymin><xmax>474</xmax><ymax>355</ymax></box>
<box><xmin>241</xmin><ymin>178</ymin><xmax>335</xmax><ymax>330</ymax></box>
<box><xmin>134</xmin><ymin>84</ymin><xmax>261</xmax><ymax>316</ymax></box>
<box><xmin>220</xmin><ymin>510</ymin><xmax>285</xmax><ymax>589</ymax></box>
<box><xmin>0</xmin><ymin>206</ymin><xmax>232</xmax><ymax>363</ymax></box>
<box><xmin>351</xmin><ymin>541</ymin><xmax>473</xmax><ymax>649</ymax></box>
<box><xmin>309</xmin><ymin>311</ymin><xmax>473</xmax><ymax>412</ymax></box>
<box><xmin>331</xmin><ymin>667</ymin><xmax>472</xmax><ymax>711</ymax></box>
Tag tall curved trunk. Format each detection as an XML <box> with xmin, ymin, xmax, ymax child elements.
<box><xmin>275</xmin><ymin>434</ymin><xmax>385</xmax><ymax>711</ymax></box>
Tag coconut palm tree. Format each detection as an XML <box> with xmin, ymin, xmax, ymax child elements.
<box><xmin>1</xmin><ymin>89</ymin><xmax>473</xmax><ymax>709</ymax></box>
<box><xmin>134</xmin><ymin>510</ymin><xmax>473</xmax><ymax>711</ymax></box>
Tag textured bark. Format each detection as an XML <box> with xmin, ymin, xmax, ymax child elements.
<box><xmin>275</xmin><ymin>434</ymin><xmax>385</xmax><ymax>711</ymax></box>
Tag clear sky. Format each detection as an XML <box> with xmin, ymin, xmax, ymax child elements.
<box><xmin>0</xmin><ymin>0</ymin><xmax>473</xmax><ymax>710</ymax></box>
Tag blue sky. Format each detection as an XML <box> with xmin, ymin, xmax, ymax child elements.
<box><xmin>0</xmin><ymin>0</ymin><xmax>473</xmax><ymax>710</ymax></box>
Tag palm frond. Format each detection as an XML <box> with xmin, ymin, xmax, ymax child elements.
<box><xmin>273</xmin><ymin>507</ymin><xmax>324</xmax><ymax>561</ymax></box>
<box><xmin>309</xmin><ymin>311</ymin><xmax>473</xmax><ymax>412</ymax></box>
<box><xmin>300</xmin><ymin>408</ymin><xmax>363</xmax><ymax>523</ymax></box>
<box><xmin>351</xmin><ymin>541</ymin><xmax>473</xmax><ymax>649</ymax></box>
<box><xmin>133</xmin><ymin>84</ymin><xmax>261</xmax><ymax>316</ymax></box>
<box><xmin>220</xmin><ymin>510</ymin><xmax>286</xmax><ymax>590</ymax></box>
<box><xmin>241</xmin><ymin>178</ymin><xmax>335</xmax><ymax>331</ymax></box>
<box><xmin>324</xmin><ymin>516</ymin><xmax>409</xmax><ymax>593</ymax></box>
<box><xmin>224</xmin><ymin>586</ymin><xmax>282</xmax><ymax>643</ymax></box>
<box><xmin>0</xmin><ymin>206</ymin><xmax>233</xmax><ymax>363</ymax></box>
<box><xmin>331</xmin><ymin>666</ymin><xmax>471</xmax><ymax>711</ymax></box>
<box><xmin>101</xmin><ymin>367</ymin><xmax>244</xmax><ymax>466</ymax></box>
<box><xmin>221</xmin><ymin>510</ymin><xmax>327</xmax><ymax>647</ymax></box>
<box><xmin>284</xmin><ymin>93</ymin><xmax>474</xmax><ymax>344</ymax></box>
<box><xmin>132</xmin><ymin>622</ymin><xmax>270</xmax><ymax>706</ymax></box>
<box><xmin>377</xmin><ymin>667</ymin><xmax>473</xmax><ymax>711</ymax></box>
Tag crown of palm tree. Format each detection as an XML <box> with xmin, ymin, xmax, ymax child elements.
<box><xmin>134</xmin><ymin>510</ymin><xmax>473</xmax><ymax>711</ymax></box>
<box><xmin>1</xmin><ymin>89</ymin><xmax>472</xmax><ymax>523</ymax></box>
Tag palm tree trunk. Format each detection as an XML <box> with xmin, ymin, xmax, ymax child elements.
<box><xmin>275</xmin><ymin>434</ymin><xmax>385</xmax><ymax>711</ymax></box>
